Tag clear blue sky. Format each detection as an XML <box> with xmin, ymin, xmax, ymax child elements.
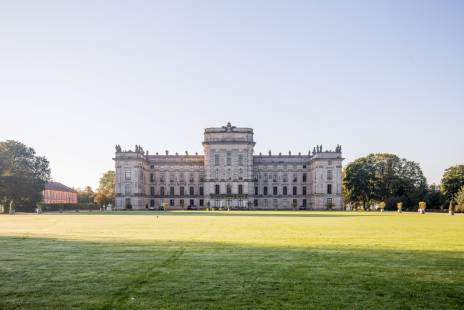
<box><xmin>1</xmin><ymin>1</ymin><xmax>463</xmax><ymax>189</ymax></box>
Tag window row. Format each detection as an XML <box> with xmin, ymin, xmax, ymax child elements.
<box><xmin>214</xmin><ymin>152</ymin><xmax>246</xmax><ymax>166</ymax></box>
<box><xmin>149</xmin><ymin>186</ymin><xmax>204</xmax><ymax>196</ymax></box>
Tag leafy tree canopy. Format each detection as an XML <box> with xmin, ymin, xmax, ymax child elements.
<box><xmin>94</xmin><ymin>171</ymin><xmax>115</xmax><ymax>206</ymax></box>
<box><xmin>441</xmin><ymin>165</ymin><xmax>464</xmax><ymax>203</ymax></box>
<box><xmin>343</xmin><ymin>153</ymin><xmax>427</xmax><ymax>209</ymax></box>
<box><xmin>0</xmin><ymin>140</ymin><xmax>50</xmax><ymax>209</ymax></box>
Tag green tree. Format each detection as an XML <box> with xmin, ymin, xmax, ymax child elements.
<box><xmin>343</xmin><ymin>157</ymin><xmax>376</xmax><ymax>209</ymax></box>
<box><xmin>455</xmin><ymin>185</ymin><xmax>464</xmax><ymax>212</ymax></box>
<box><xmin>76</xmin><ymin>186</ymin><xmax>95</xmax><ymax>204</ymax></box>
<box><xmin>343</xmin><ymin>153</ymin><xmax>427</xmax><ymax>210</ymax></box>
<box><xmin>94</xmin><ymin>171</ymin><xmax>115</xmax><ymax>206</ymax></box>
<box><xmin>0</xmin><ymin>140</ymin><xmax>50</xmax><ymax>212</ymax></box>
<box><xmin>441</xmin><ymin>165</ymin><xmax>464</xmax><ymax>204</ymax></box>
<box><xmin>424</xmin><ymin>184</ymin><xmax>445</xmax><ymax>209</ymax></box>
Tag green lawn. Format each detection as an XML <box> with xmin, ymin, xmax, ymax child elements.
<box><xmin>0</xmin><ymin>211</ymin><xmax>463</xmax><ymax>309</ymax></box>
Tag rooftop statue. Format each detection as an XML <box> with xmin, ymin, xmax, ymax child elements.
<box><xmin>115</xmin><ymin>145</ymin><xmax>121</xmax><ymax>153</ymax></box>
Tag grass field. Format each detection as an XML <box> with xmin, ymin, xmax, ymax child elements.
<box><xmin>0</xmin><ymin>211</ymin><xmax>463</xmax><ymax>309</ymax></box>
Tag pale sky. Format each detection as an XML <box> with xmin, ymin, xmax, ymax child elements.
<box><xmin>1</xmin><ymin>1</ymin><xmax>463</xmax><ymax>189</ymax></box>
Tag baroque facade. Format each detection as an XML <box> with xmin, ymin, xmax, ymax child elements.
<box><xmin>114</xmin><ymin>123</ymin><xmax>343</xmax><ymax>210</ymax></box>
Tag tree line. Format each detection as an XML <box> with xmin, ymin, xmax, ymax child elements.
<box><xmin>0</xmin><ymin>140</ymin><xmax>115</xmax><ymax>213</ymax></box>
<box><xmin>2</xmin><ymin>140</ymin><xmax>463</xmax><ymax>213</ymax></box>
<box><xmin>343</xmin><ymin>153</ymin><xmax>464</xmax><ymax>212</ymax></box>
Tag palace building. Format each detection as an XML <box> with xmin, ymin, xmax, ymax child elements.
<box><xmin>114</xmin><ymin>123</ymin><xmax>343</xmax><ymax>210</ymax></box>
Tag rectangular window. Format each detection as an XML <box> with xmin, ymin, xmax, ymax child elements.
<box><xmin>302</xmin><ymin>173</ymin><xmax>307</xmax><ymax>182</ymax></box>
<box><xmin>327</xmin><ymin>170</ymin><xmax>333</xmax><ymax>181</ymax></box>
<box><xmin>263</xmin><ymin>186</ymin><xmax>268</xmax><ymax>195</ymax></box>
<box><xmin>327</xmin><ymin>198</ymin><xmax>333</xmax><ymax>205</ymax></box>
<box><xmin>150</xmin><ymin>199</ymin><xmax>155</xmax><ymax>207</ymax></box>
<box><xmin>283</xmin><ymin>186</ymin><xmax>287</xmax><ymax>195</ymax></box>
<box><xmin>302</xmin><ymin>186</ymin><xmax>307</xmax><ymax>195</ymax></box>
<box><xmin>303</xmin><ymin>199</ymin><xmax>307</xmax><ymax>208</ymax></box>
<box><xmin>327</xmin><ymin>184</ymin><xmax>332</xmax><ymax>194</ymax></box>
<box><xmin>125</xmin><ymin>171</ymin><xmax>131</xmax><ymax>180</ymax></box>
<box><xmin>150</xmin><ymin>186</ymin><xmax>155</xmax><ymax>196</ymax></box>
<box><xmin>199</xmin><ymin>187</ymin><xmax>204</xmax><ymax>195</ymax></box>
<box><xmin>226</xmin><ymin>152</ymin><xmax>232</xmax><ymax>166</ymax></box>
<box><xmin>189</xmin><ymin>199</ymin><xmax>194</xmax><ymax>206</ymax></box>
<box><xmin>199</xmin><ymin>199</ymin><xmax>204</xmax><ymax>206</ymax></box>
<box><xmin>238</xmin><ymin>154</ymin><xmax>243</xmax><ymax>166</ymax></box>
<box><xmin>170</xmin><ymin>199</ymin><xmax>174</xmax><ymax>207</ymax></box>
<box><xmin>214</xmin><ymin>154</ymin><xmax>220</xmax><ymax>166</ymax></box>
<box><xmin>160</xmin><ymin>186</ymin><xmax>165</xmax><ymax>196</ymax></box>
<box><xmin>215</xmin><ymin>184</ymin><xmax>220</xmax><ymax>195</ymax></box>
<box><xmin>292</xmin><ymin>173</ymin><xmax>297</xmax><ymax>183</ymax></box>
<box><xmin>254</xmin><ymin>199</ymin><xmax>258</xmax><ymax>206</ymax></box>
<box><xmin>238</xmin><ymin>184</ymin><xmax>243</xmax><ymax>195</ymax></box>
<box><xmin>170</xmin><ymin>186</ymin><xmax>175</xmax><ymax>196</ymax></box>
<box><xmin>273</xmin><ymin>186</ymin><xmax>278</xmax><ymax>195</ymax></box>
<box><xmin>125</xmin><ymin>183</ymin><xmax>131</xmax><ymax>194</ymax></box>
<box><xmin>189</xmin><ymin>186</ymin><xmax>194</xmax><ymax>196</ymax></box>
<box><xmin>293</xmin><ymin>186</ymin><xmax>297</xmax><ymax>195</ymax></box>
<box><xmin>150</xmin><ymin>173</ymin><xmax>154</xmax><ymax>182</ymax></box>
<box><xmin>180</xmin><ymin>186</ymin><xmax>184</xmax><ymax>196</ymax></box>
<box><xmin>254</xmin><ymin>186</ymin><xmax>258</xmax><ymax>195</ymax></box>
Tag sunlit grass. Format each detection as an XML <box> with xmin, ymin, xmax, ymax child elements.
<box><xmin>0</xmin><ymin>211</ymin><xmax>463</xmax><ymax>309</ymax></box>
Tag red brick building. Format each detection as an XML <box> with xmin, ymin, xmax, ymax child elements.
<box><xmin>42</xmin><ymin>181</ymin><xmax>78</xmax><ymax>204</ymax></box>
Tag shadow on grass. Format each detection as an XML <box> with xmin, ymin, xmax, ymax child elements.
<box><xmin>0</xmin><ymin>236</ymin><xmax>462</xmax><ymax>310</ymax></box>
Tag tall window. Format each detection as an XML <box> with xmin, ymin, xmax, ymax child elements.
<box><xmin>125</xmin><ymin>171</ymin><xmax>131</xmax><ymax>180</ymax></box>
<box><xmin>214</xmin><ymin>153</ymin><xmax>220</xmax><ymax>166</ymax></box>
<box><xmin>170</xmin><ymin>186</ymin><xmax>175</xmax><ymax>196</ymax></box>
<box><xmin>238</xmin><ymin>154</ymin><xmax>243</xmax><ymax>166</ymax></box>
<box><xmin>327</xmin><ymin>170</ymin><xmax>333</xmax><ymax>181</ymax></box>
<box><xmin>238</xmin><ymin>184</ymin><xmax>243</xmax><ymax>195</ymax></box>
<box><xmin>293</xmin><ymin>186</ymin><xmax>297</xmax><ymax>195</ymax></box>
<box><xmin>263</xmin><ymin>186</ymin><xmax>268</xmax><ymax>195</ymax></box>
<box><xmin>226</xmin><ymin>184</ymin><xmax>232</xmax><ymax>195</ymax></box>
<box><xmin>215</xmin><ymin>184</ymin><xmax>220</xmax><ymax>195</ymax></box>
<box><xmin>180</xmin><ymin>186</ymin><xmax>185</xmax><ymax>196</ymax></box>
<box><xmin>283</xmin><ymin>186</ymin><xmax>287</xmax><ymax>195</ymax></box>
<box><xmin>292</xmin><ymin>173</ymin><xmax>297</xmax><ymax>183</ymax></box>
<box><xmin>226</xmin><ymin>152</ymin><xmax>232</xmax><ymax>166</ymax></box>
<box><xmin>150</xmin><ymin>186</ymin><xmax>155</xmax><ymax>196</ymax></box>
<box><xmin>160</xmin><ymin>186</ymin><xmax>165</xmax><ymax>196</ymax></box>
<box><xmin>302</xmin><ymin>186</ymin><xmax>307</xmax><ymax>195</ymax></box>
<box><xmin>273</xmin><ymin>186</ymin><xmax>278</xmax><ymax>195</ymax></box>
<box><xmin>327</xmin><ymin>184</ymin><xmax>332</xmax><ymax>194</ymax></box>
<box><xmin>170</xmin><ymin>199</ymin><xmax>174</xmax><ymax>207</ymax></box>
<box><xmin>255</xmin><ymin>186</ymin><xmax>258</xmax><ymax>195</ymax></box>
<box><xmin>273</xmin><ymin>173</ymin><xmax>278</xmax><ymax>183</ymax></box>
<box><xmin>215</xmin><ymin>169</ymin><xmax>219</xmax><ymax>179</ymax></box>
<box><xmin>189</xmin><ymin>186</ymin><xmax>194</xmax><ymax>196</ymax></box>
<box><xmin>283</xmin><ymin>173</ymin><xmax>288</xmax><ymax>182</ymax></box>
<box><xmin>238</xmin><ymin>168</ymin><xmax>243</xmax><ymax>180</ymax></box>
<box><xmin>125</xmin><ymin>183</ymin><xmax>131</xmax><ymax>194</ymax></box>
<box><xmin>150</xmin><ymin>173</ymin><xmax>154</xmax><ymax>182</ymax></box>
<box><xmin>199</xmin><ymin>186</ymin><xmax>204</xmax><ymax>195</ymax></box>
<box><xmin>302</xmin><ymin>173</ymin><xmax>307</xmax><ymax>183</ymax></box>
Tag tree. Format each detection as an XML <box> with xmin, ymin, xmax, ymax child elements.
<box><xmin>441</xmin><ymin>165</ymin><xmax>464</xmax><ymax>204</ymax></box>
<box><xmin>76</xmin><ymin>186</ymin><xmax>94</xmax><ymax>204</ymax></box>
<box><xmin>343</xmin><ymin>153</ymin><xmax>427</xmax><ymax>210</ymax></box>
<box><xmin>93</xmin><ymin>171</ymin><xmax>115</xmax><ymax>206</ymax></box>
<box><xmin>0</xmin><ymin>140</ymin><xmax>50</xmax><ymax>212</ymax></box>
<box><xmin>455</xmin><ymin>185</ymin><xmax>464</xmax><ymax>212</ymax></box>
<box><xmin>424</xmin><ymin>184</ymin><xmax>445</xmax><ymax>209</ymax></box>
<box><xmin>343</xmin><ymin>157</ymin><xmax>376</xmax><ymax>209</ymax></box>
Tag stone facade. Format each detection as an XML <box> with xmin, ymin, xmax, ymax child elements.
<box><xmin>114</xmin><ymin>123</ymin><xmax>343</xmax><ymax>210</ymax></box>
